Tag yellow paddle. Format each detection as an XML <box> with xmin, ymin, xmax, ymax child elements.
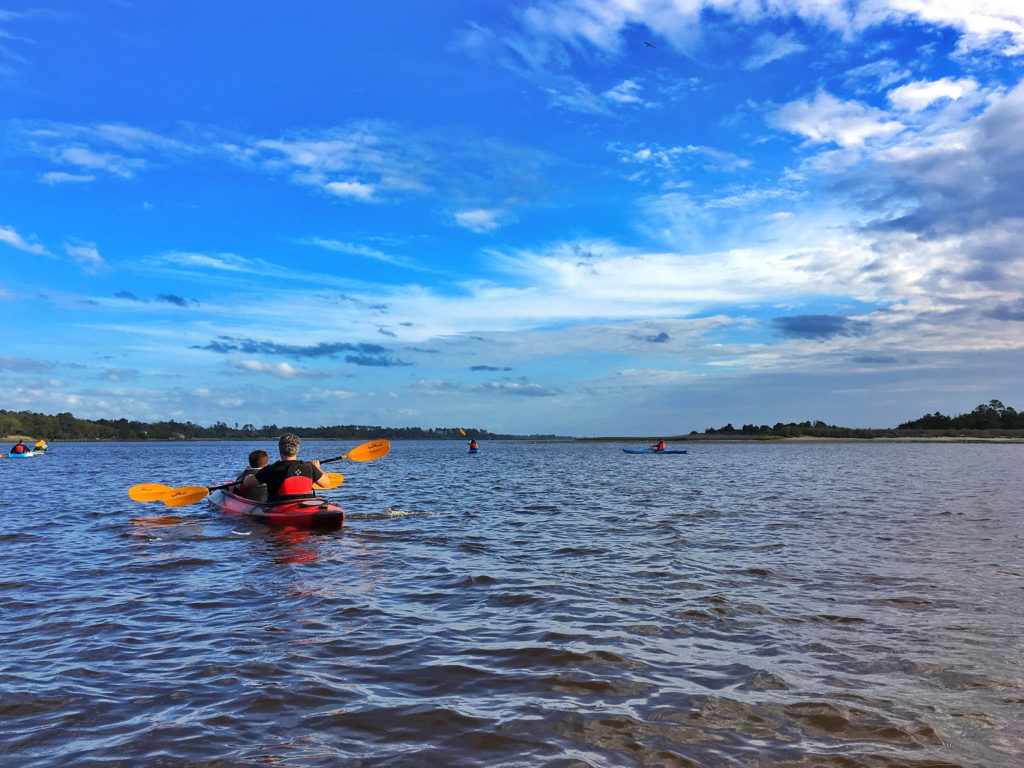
<box><xmin>161</xmin><ymin>472</ymin><xmax>345</xmax><ymax>508</ymax></box>
<box><xmin>128</xmin><ymin>483</ymin><xmax>175</xmax><ymax>502</ymax></box>
<box><xmin>333</xmin><ymin>439</ymin><xmax>390</xmax><ymax>463</ymax></box>
<box><xmin>128</xmin><ymin>439</ymin><xmax>389</xmax><ymax>507</ymax></box>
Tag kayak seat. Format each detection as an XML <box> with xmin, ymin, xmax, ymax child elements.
<box><xmin>242</xmin><ymin>484</ymin><xmax>268</xmax><ymax>503</ymax></box>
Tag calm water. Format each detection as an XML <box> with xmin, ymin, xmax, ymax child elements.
<box><xmin>1</xmin><ymin>440</ymin><xmax>1022</xmax><ymax>767</ymax></box>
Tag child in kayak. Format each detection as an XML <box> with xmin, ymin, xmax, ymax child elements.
<box><xmin>235</xmin><ymin>449</ymin><xmax>269</xmax><ymax>502</ymax></box>
<box><xmin>242</xmin><ymin>434</ymin><xmax>331</xmax><ymax>502</ymax></box>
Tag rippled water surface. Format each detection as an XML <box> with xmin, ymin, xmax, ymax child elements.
<box><xmin>1</xmin><ymin>440</ymin><xmax>1022</xmax><ymax>767</ymax></box>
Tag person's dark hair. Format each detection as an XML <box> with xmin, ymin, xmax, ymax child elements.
<box><xmin>248</xmin><ymin>449</ymin><xmax>269</xmax><ymax>468</ymax></box>
<box><xmin>278</xmin><ymin>433</ymin><xmax>301</xmax><ymax>457</ymax></box>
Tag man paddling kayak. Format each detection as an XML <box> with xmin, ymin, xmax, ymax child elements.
<box><xmin>649</xmin><ymin>439</ymin><xmax>667</xmax><ymax>452</ymax></box>
<box><xmin>242</xmin><ymin>434</ymin><xmax>331</xmax><ymax>502</ymax></box>
<box><xmin>9</xmin><ymin>440</ymin><xmax>29</xmax><ymax>455</ymax></box>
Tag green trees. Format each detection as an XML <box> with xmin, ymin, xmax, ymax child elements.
<box><xmin>898</xmin><ymin>400</ymin><xmax>1024</xmax><ymax>431</ymax></box>
<box><xmin>694</xmin><ymin>400</ymin><xmax>1024</xmax><ymax>437</ymax></box>
<box><xmin>0</xmin><ymin>409</ymin><xmax>563</xmax><ymax>441</ymax></box>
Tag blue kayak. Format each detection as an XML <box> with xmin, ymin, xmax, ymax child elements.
<box><xmin>468</xmin><ymin>448</ymin><xmax>480</xmax><ymax>454</ymax></box>
<box><xmin>622</xmin><ymin>448</ymin><xmax>688</xmax><ymax>454</ymax></box>
<box><xmin>6</xmin><ymin>451</ymin><xmax>39</xmax><ymax>458</ymax></box>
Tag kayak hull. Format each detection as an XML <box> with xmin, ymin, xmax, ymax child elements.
<box><xmin>6</xmin><ymin>451</ymin><xmax>39</xmax><ymax>458</ymax></box>
<box><xmin>622</xmin><ymin>448</ymin><xmax>688</xmax><ymax>454</ymax></box>
<box><xmin>208</xmin><ymin>489</ymin><xmax>345</xmax><ymax>528</ymax></box>
<box><xmin>468</xmin><ymin>448</ymin><xmax>480</xmax><ymax>454</ymax></box>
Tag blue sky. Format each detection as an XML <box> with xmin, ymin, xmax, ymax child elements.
<box><xmin>2</xmin><ymin>1</ymin><xmax>1023</xmax><ymax>436</ymax></box>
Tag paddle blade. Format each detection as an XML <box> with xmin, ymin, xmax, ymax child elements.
<box><xmin>322</xmin><ymin>472</ymin><xmax>344</xmax><ymax>489</ymax></box>
<box><xmin>162</xmin><ymin>486</ymin><xmax>211</xmax><ymax>507</ymax></box>
<box><xmin>458</xmin><ymin>428</ymin><xmax>466</xmax><ymax>436</ymax></box>
<box><xmin>129</xmin><ymin>483</ymin><xmax>174</xmax><ymax>502</ymax></box>
<box><xmin>345</xmin><ymin>439</ymin><xmax>391</xmax><ymax>462</ymax></box>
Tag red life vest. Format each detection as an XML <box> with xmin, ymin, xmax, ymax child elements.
<box><xmin>278</xmin><ymin>474</ymin><xmax>314</xmax><ymax>497</ymax></box>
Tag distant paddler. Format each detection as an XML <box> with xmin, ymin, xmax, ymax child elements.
<box><xmin>9</xmin><ymin>439</ymin><xmax>31</xmax><ymax>455</ymax></box>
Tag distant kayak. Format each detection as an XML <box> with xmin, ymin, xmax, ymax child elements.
<box><xmin>622</xmin><ymin>448</ymin><xmax>688</xmax><ymax>454</ymax></box>
<box><xmin>468</xmin><ymin>448</ymin><xmax>480</xmax><ymax>454</ymax></box>
<box><xmin>6</xmin><ymin>451</ymin><xmax>40</xmax><ymax>458</ymax></box>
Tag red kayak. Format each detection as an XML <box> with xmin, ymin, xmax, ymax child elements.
<box><xmin>208</xmin><ymin>489</ymin><xmax>345</xmax><ymax>528</ymax></box>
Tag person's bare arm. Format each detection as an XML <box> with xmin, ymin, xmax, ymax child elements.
<box><xmin>312</xmin><ymin>459</ymin><xmax>331</xmax><ymax>488</ymax></box>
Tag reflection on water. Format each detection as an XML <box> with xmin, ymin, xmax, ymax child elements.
<box><xmin>0</xmin><ymin>440</ymin><xmax>1022</xmax><ymax>767</ymax></box>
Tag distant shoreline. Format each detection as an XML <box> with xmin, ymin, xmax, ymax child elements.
<box><xmin>578</xmin><ymin>435</ymin><xmax>1024</xmax><ymax>443</ymax></box>
<box><xmin>6</xmin><ymin>435</ymin><xmax>1022</xmax><ymax>444</ymax></box>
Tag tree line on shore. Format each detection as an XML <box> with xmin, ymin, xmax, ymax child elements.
<box><xmin>3</xmin><ymin>400</ymin><xmax>1021</xmax><ymax>442</ymax></box>
<box><xmin>0</xmin><ymin>410</ymin><xmax>562</xmax><ymax>442</ymax></box>
<box><xmin>695</xmin><ymin>400</ymin><xmax>1023</xmax><ymax>438</ymax></box>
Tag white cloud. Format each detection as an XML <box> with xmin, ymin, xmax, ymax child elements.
<box><xmin>774</xmin><ymin>90</ymin><xmax>904</xmax><ymax>147</ymax></box>
<box><xmin>156</xmin><ymin>251</ymin><xmax>252</xmax><ymax>272</ymax></box>
<box><xmin>888</xmin><ymin>77</ymin><xmax>978</xmax><ymax>112</ymax></box>
<box><xmin>611</xmin><ymin>142</ymin><xmax>750</xmax><ymax>175</ymax></box>
<box><xmin>744</xmin><ymin>31</ymin><xmax>807</xmax><ymax>69</ymax></box>
<box><xmin>57</xmin><ymin>146</ymin><xmax>145</xmax><ymax>178</ymax></box>
<box><xmin>844</xmin><ymin>58</ymin><xmax>913</xmax><ymax>90</ymax></box>
<box><xmin>301</xmin><ymin>387</ymin><xmax>358</xmax><ymax>401</ymax></box>
<box><xmin>230</xmin><ymin>360</ymin><xmax>305</xmax><ymax>378</ymax></box>
<box><xmin>603</xmin><ymin>78</ymin><xmax>655</xmax><ymax>107</ymax></box>
<box><xmin>855</xmin><ymin>0</ymin><xmax>1024</xmax><ymax>55</ymax></box>
<box><xmin>0</xmin><ymin>224</ymin><xmax>49</xmax><ymax>255</ymax></box>
<box><xmin>324</xmin><ymin>180</ymin><xmax>376</xmax><ymax>200</ymax></box>
<box><xmin>39</xmin><ymin>171</ymin><xmax>96</xmax><ymax>184</ymax></box>
<box><xmin>304</xmin><ymin>238</ymin><xmax>414</xmax><ymax>267</ymax></box>
<box><xmin>254</xmin><ymin>130</ymin><xmax>427</xmax><ymax>201</ymax></box>
<box><xmin>65</xmin><ymin>243</ymin><xmax>107</xmax><ymax>273</ymax></box>
<box><xmin>455</xmin><ymin>208</ymin><xmax>502</xmax><ymax>233</ymax></box>
<box><xmin>510</xmin><ymin>0</ymin><xmax>1024</xmax><ymax>57</ymax></box>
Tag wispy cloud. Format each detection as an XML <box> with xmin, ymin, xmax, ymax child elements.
<box><xmin>455</xmin><ymin>208</ymin><xmax>503</xmax><ymax>232</ymax></box>
<box><xmin>40</xmin><ymin>171</ymin><xmax>95</xmax><ymax>184</ymax></box>
<box><xmin>773</xmin><ymin>90</ymin><xmax>904</xmax><ymax>147</ymax></box>
<box><xmin>64</xmin><ymin>242</ymin><xmax>107</xmax><ymax>273</ymax></box>
<box><xmin>55</xmin><ymin>146</ymin><xmax>145</xmax><ymax>178</ymax></box>
<box><xmin>610</xmin><ymin>141</ymin><xmax>750</xmax><ymax>179</ymax></box>
<box><xmin>412</xmin><ymin>377</ymin><xmax>560</xmax><ymax>397</ymax></box>
<box><xmin>0</xmin><ymin>224</ymin><xmax>49</xmax><ymax>256</ymax></box>
<box><xmin>229</xmin><ymin>360</ymin><xmax>318</xmax><ymax>378</ymax></box>
<box><xmin>492</xmin><ymin>0</ymin><xmax>1024</xmax><ymax>58</ymax></box>
<box><xmin>100</xmin><ymin>367</ymin><xmax>139</xmax><ymax>382</ymax></box>
<box><xmin>304</xmin><ymin>238</ymin><xmax>415</xmax><ymax>267</ymax></box>
<box><xmin>744</xmin><ymin>31</ymin><xmax>806</xmax><ymax>69</ymax></box>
